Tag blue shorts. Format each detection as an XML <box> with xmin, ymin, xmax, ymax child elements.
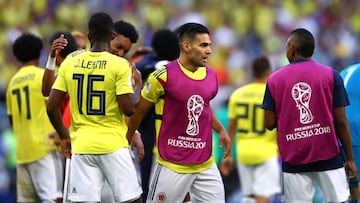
<box><xmin>341</xmin><ymin>145</ymin><xmax>360</xmax><ymax>188</ymax></box>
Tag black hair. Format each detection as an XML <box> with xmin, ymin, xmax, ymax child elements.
<box><xmin>113</xmin><ymin>20</ymin><xmax>139</xmax><ymax>43</ymax></box>
<box><xmin>174</xmin><ymin>22</ymin><xmax>210</xmax><ymax>42</ymax></box>
<box><xmin>151</xmin><ymin>29</ymin><xmax>179</xmax><ymax>61</ymax></box>
<box><xmin>290</xmin><ymin>28</ymin><xmax>315</xmax><ymax>57</ymax></box>
<box><xmin>13</xmin><ymin>33</ymin><xmax>43</xmax><ymax>63</ymax></box>
<box><xmin>88</xmin><ymin>12</ymin><xmax>113</xmax><ymax>41</ymax></box>
<box><xmin>252</xmin><ymin>56</ymin><xmax>271</xmax><ymax>79</ymax></box>
<box><xmin>49</xmin><ymin>31</ymin><xmax>77</xmax><ymax>58</ymax></box>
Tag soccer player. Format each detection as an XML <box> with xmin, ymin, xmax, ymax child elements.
<box><xmin>262</xmin><ymin>28</ymin><xmax>357</xmax><ymax>202</ymax></box>
<box><xmin>42</xmin><ymin>31</ymin><xmax>78</xmax><ymax>203</ymax></box>
<box><xmin>6</xmin><ymin>33</ymin><xmax>62</xmax><ymax>203</ymax></box>
<box><xmin>110</xmin><ymin>20</ymin><xmax>139</xmax><ymax>57</ymax></box>
<box><xmin>126</xmin><ymin>22</ymin><xmax>231</xmax><ymax>203</ymax></box>
<box><xmin>42</xmin><ymin>31</ymin><xmax>78</xmax><ymax>127</ymax></box>
<box><xmin>44</xmin><ymin>21</ymin><xmax>140</xmax><ymax>203</ymax></box>
<box><xmin>228</xmin><ymin>56</ymin><xmax>280</xmax><ymax>203</ymax></box>
<box><xmin>134</xmin><ymin>28</ymin><xmax>180</xmax><ymax>202</ymax></box>
<box><xmin>106</xmin><ymin>19</ymin><xmax>140</xmax><ymax>203</ymax></box>
<box><xmin>46</xmin><ymin>12</ymin><xmax>143</xmax><ymax>203</ymax></box>
<box><xmin>340</xmin><ymin>63</ymin><xmax>360</xmax><ymax>203</ymax></box>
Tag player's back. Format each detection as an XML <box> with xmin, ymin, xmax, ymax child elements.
<box><xmin>229</xmin><ymin>83</ymin><xmax>277</xmax><ymax>164</ymax></box>
<box><xmin>341</xmin><ymin>64</ymin><xmax>360</xmax><ymax>145</ymax></box>
<box><xmin>6</xmin><ymin>65</ymin><xmax>54</xmax><ymax>164</ymax></box>
<box><xmin>54</xmin><ymin>51</ymin><xmax>134</xmax><ymax>154</ymax></box>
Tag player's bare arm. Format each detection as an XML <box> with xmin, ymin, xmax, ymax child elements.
<box><xmin>131</xmin><ymin>63</ymin><xmax>142</xmax><ymax>106</ymax></box>
<box><xmin>42</xmin><ymin>34</ymin><xmax>68</xmax><ymax>96</ymax></box>
<box><xmin>264</xmin><ymin>109</ymin><xmax>277</xmax><ymax>130</ymax></box>
<box><xmin>126</xmin><ymin>97</ymin><xmax>154</xmax><ymax>161</ymax></box>
<box><xmin>334</xmin><ymin>107</ymin><xmax>358</xmax><ymax>180</ymax></box>
<box><xmin>46</xmin><ymin>89</ymin><xmax>71</xmax><ymax>158</ymax></box>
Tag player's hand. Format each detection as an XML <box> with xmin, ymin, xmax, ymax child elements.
<box><xmin>60</xmin><ymin>138</ymin><xmax>72</xmax><ymax>159</ymax></box>
<box><xmin>130</xmin><ymin>131</ymin><xmax>144</xmax><ymax>162</ymax></box>
<box><xmin>220</xmin><ymin>157</ymin><xmax>234</xmax><ymax>176</ymax></box>
<box><xmin>131</xmin><ymin>63</ymin><xmax>142</xmax><ymax>88</ymax></box>
<box><xmin>50</xmin><ymin>34</ymin><xmax>68</xmax><ymax>57</ymax></box>
<box><xmin>131</xmin><ymin>63</ymin><xmax>142</xmax><ymax>105</ymax></box>
<box><xmin>345</xmin><ymin>159</ymin><xmax>358</xmax><ymax>180</ymax></box>
<box><xmin>48</xmin><ymin>131</ymin><xmax>61</xmax><ymax>146</ymax></box>
<box><xmin>219</xmin><ymin>129</ymin><xmax>231</xmax><ymax>159</ymax></box>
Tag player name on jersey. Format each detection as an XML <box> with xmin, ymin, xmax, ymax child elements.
<box><xmin>12</xmin><ymin>73</ymin><xmax>35</xmax><ymax>85</ymax></box>
<box><xmin>74</xmin><ymin>59</ymin><xmax>107</xmax><ymax>70</ymax></box>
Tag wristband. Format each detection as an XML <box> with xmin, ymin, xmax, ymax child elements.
<box><xmin>46</xmin><ymin>54</ymin><xmax>56</xmax><ymax>70</ymax></box>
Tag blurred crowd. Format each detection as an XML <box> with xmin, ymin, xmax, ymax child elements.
<box><xmin>0</xmin><ymin>0</ymin><xmax>360</xmax><ymax>201</ymax></box>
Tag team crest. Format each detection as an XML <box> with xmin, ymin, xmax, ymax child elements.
<box><xmin>156</xmin><ymin>192</ymin><xmax>167</xmax><ymax>202</ymax></box>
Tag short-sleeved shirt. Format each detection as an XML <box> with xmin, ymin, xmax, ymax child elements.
<box><xmin>340</xmin><ymin>64</ymin><xmax>360</xmax><ymax>146</ymax></box>
<box><xmin>228</xmin><ymin>83</ymin><xmax>278</xmax><ymax>164</ymax></box>
<box><xmin>6</xmin><ymin>65</ymin><xmax>54</xmax><ymax>164</ymax></box>
<box><xmin>52</xmin><ymin>51</ymin><xmax>133</xmax><ymax>154</ymax></box>
<box><xmin>141</xmin><ymin>60</ymin><xmax>215</xmax><ymax>173</ymax></box>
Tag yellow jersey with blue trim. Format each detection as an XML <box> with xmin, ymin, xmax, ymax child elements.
<box><xmin>228</xmin><ymin>83</ymin><xmax>278</xmax><ymax>164</ymax></box>
<box><xmin>52</xmin><ymin>51</ymin><xmax>134</xmax><ymax>154</ymax></box>
<box><xmin>6</xmin><ymin>65</ymin><xmax>54</xmax><ymax>164</ymax></box>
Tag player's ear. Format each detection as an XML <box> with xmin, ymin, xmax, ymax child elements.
<box><xmin>87</xmin><ymin>32</ymin><xmax>91</xmax><ymax>41</ymax></box>
<box><xmin>182</xmin><ymin>41</ymin><xmax>190</xmax><ymax>53</ymax></box>
<box><xmin>111</xmin><ymin>31</ymin><xmax>117</xmax><ymax>40</ymax></box>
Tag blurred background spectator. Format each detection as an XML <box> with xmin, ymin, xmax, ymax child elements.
<box><xmin>0</xmin><ymin>0</ymin><xmax>358</xmax><ymax>202</ymax></box>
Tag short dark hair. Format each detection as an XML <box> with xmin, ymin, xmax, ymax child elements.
<box><xmin>151</xmin><ymin>29</ymin><xmax>179</xmax><ymax>61</ymax></box>
<box><xmin>252</xmin><ymin>56</ymin><xmax>271</xmax><ymax>79</ymax></box>
<box><xmin>113</xmin><ymin>20</ymin><xmax>139</xmax><ymax>43</ymax></box>
<box><xmin>88</xmin><ymin>12</ymin><xmax>113</xmax><ymax>41</ymax></box>
<box><xmin>49</xmin><ymin>31</ymin><xmax>77</xmax><ymax>58</ymax></box>
<box><xmin>13</xmin><ymin>33</ymin><xmax>43</xmax><ymax>63</ymax></box>
<box><xmin>290</xmin><ymin>28</ymin><xmax>315</xmax><ymax>58</ymax></box>
<box><xmin>175</xmin><ymin>22</ymin><xmax>209</xmax><ymax>42</ymax></box>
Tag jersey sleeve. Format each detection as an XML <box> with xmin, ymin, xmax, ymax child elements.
<box><xmin>115</xmin><ymin>60</ymin><xmax>133</xmax><ymax>95</ymax></box>
<box><xmin>261</xmin><ymin>84</ymin><xmax>275</xmax><ymax>111</ymax></box>
<box><xmin>141</xmin><ymin>67</ymin><xmax>166</xmax><ymax>103</ymax></box>
<box><xmin>333</xmin><ymin>70</ymin><xmax>349</xmax><ymax>108</ymax></box>
<box><xmin>52</xmin><ymin>61</ymin><xmax>68</xmax><ymax>92</ymax></box>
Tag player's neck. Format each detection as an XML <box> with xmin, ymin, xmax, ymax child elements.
<box><xmin>90</xmin><ymin>41</ymin><xmax>110</xmax><ymax>52</ymax></box>
<box><xmin>22</xmin><ymin>59</ymin><xmax>39</xmax><ymax>67</ymax></box>
<box><xmin>178</xmin><ymin>57</ymin><xmax>197</xmax><ymax>72</ymax></box>
<box><xmin>254</xmin><ymin>78</ymin><xmax>267</xmax><ymax>83</ymax></box>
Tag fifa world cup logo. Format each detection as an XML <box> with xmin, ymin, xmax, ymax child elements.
<box><xmin>186</xmin><ymin>95</ymin><xmax>204</xmax><ymax>136</ymax></box>
<box><xmin>291</xmin><ymin>82</ymin><xmax>314</xmax><ymax>124</ymax></box>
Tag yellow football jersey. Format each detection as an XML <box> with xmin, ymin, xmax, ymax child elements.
<box><xmin>6</xmin><ymin>65</ymin><xmax>54</xmax><ymax>164</ymax></box>
<box><xmin>52</xmin><ymin>51</ymin><xmax>133</xmax><ymax>154</ymax></box>
<box><xmin>228</xmin><ymin>83</ymin><xmax>278</xmax><ymax>164</ymax></box>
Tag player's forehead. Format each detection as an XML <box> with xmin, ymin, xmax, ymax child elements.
<box><xmin>193</xmin><ymin>33</ymin><xmax>211</xmax><ymax>46</ymax></box>
<box><xmin>113</xmin><ymin>35</ymin><xmax>132</xmax><ymax>48</ymax></box>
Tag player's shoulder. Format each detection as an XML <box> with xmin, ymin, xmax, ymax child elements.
<box><xmin>229</xmin><ymin>86</ymin><xmax>246</xmax><ymax>102</ymax></box>
<box><xmin>61</xmin><ymin>50</ymin><xmax>87</xmax><ymax>65</ymax></box>
<box><xmin>19</xmin><ymin>65</ymin><xmax>44</xmax><ymax>76</ymax></box>
<box><xmin>231</xmin><ymin>83</ymin><xmax>252</xmax><ymax>93</ymax></box>
<box><xmin>341</xmin><ymin>63</ymin><xmax>360</xmax><ymax>76</ymax></box>
<box><xmin>151</xmin><ymin>65</ymin><xmax>167</xmax><ymax>78</ymax></box>
<box><xmin>68</xmin><ymin>49</ymin><xmax>87</xmax><ymax>58</ymax></box>
<box><xmin>101</xmin><ymin>52</ymin><xmax>130</xmax><ymax>65</ymax></box>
